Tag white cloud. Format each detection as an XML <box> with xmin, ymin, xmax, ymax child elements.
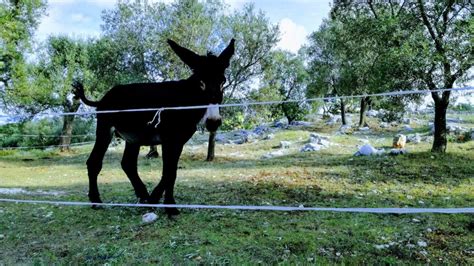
<box><xmin>277</xmin><ymin>18</ymin><xmax>308</xmax><ymax>53</ymax></box>
<box><xmin>71</xmin><ymin>13</ymin><xmax>91</xmax><ymax>23</ymax></box>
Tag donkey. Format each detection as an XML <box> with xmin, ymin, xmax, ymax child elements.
<box><xmin>73</xmin><ymin>39</ymin><xmax>235</xmax><ymax>216</ymax></box>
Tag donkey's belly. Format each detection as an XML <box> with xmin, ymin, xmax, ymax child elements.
<box><xmin>116</xmin><ymin>131</ymin><xmax>162</xmax><ymax>146</ymax></box>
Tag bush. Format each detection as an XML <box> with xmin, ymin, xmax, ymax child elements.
<box><xmin>0</xmin><ymin>117</ymin><xmax>95</xmax><ymax>149</ymax></box>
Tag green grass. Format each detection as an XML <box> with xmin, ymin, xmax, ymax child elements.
<box><xmin>1</xmin><ymin>120</ymin><xmax>473</xmax><ymax>264</ymax></box>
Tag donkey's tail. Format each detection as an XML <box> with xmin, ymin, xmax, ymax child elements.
<box><xmin>72</xmin><ymin>81</ymin><xmax>100</xmax><ymax>107</ymax></box>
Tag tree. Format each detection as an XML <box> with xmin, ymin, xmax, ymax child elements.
<box><xmin>34</xmin><ymin>36</ymin><xmax>94</xmax><ymax>151</ymax></box>
<box><xmin>307</xmin><ymin>19</ymin><xmax>358</xmax><ymax>126</ymax></box>
<box><xmin>260</xmin><ymin>50</ymin><xmax>309</xmax><ymax>124</ymax></box>
<box><xmin>412</xmin><ymin>0</ymin><xmax>472</xmax><ymax>152</ymax></box>
<box><xmin>308</xmin><ymin>1</ymin><xmax>427</xmax><ymax>128</ymax></box>
<box><xmin>206</xmin><ymin>3</ymin><xmax>279</xmax><ymax>161</ymax></box>
<box><xmin>0</xmin><ymin>0</ymin><xmax>46</xmax><ymax>111</ymax></box>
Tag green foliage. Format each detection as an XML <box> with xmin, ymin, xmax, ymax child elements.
<box><xmin>0</xmin><ymin>0</ymin><xmax>46</xmax><ymax>110</ymax></box>
<box><xmin>260</xmin><ymin>50</ymin><xmax>309</xmax><ymax>124</ymax></box>
<box><xmin>0</xmin><ymin>117</ymin><xmax>95</xmax><ymax>148</ymax></box>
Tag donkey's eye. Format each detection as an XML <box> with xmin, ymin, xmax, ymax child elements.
<box><xmin>200</xmin><ymin>80</ymin><xmax>206</xmax><ymax>91</ymax></box>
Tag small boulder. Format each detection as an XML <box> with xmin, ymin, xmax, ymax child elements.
<box><xmin>407</xmin><ymin>133</ymin><xmax>421</xmax><ymax>144</ymax></box>
<box><xmin>355</xmin><ymin>144</ymin><xmax>384</xmax><ymax>156</ymax></box>
<box><xmin>390</xmin><ymin>149</ymin><xmax>407</xmax><ymax>156</ymax></box>
<box><xmin>262</xmin><ymin>149</ymin><xmax>286</xmax><ymax>159</ymax></box>
<box><xmin>393</xmin><ymin>134</ymin><xmax>407</xmax><ymax>149</ymax></box>
<box><xmin>300</xmin><ymin>143</ymin><xmax>322</xmax><ymax>152</ymax></box>
<box><xmin>279</xmin><ymin>141</ymin><xmax>291</xmax><ymax>149</ymax></box>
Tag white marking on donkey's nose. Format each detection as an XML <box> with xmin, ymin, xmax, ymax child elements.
<box><xmin>204</xmin><ymin>104</ymin><xmax>221</xmax><ymax>120</ymax></box>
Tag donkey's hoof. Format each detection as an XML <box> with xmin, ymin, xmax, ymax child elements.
<box><xmin>165</xmin><ymin>207</ymin><xmax>180</xmax><ymax>217</ymax></box>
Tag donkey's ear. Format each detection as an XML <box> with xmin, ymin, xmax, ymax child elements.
<box><xmin>168</xmin><ymin>39</ymin><xmax>200</xmax><ymax>69</ymax></box>
<box><xmin>218</xmin><ymin>38</ymin><xmax>235</xmax><ymax>69</ymax></box>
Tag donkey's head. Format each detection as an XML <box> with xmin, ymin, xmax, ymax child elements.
<box><xmin>168</xmin><ymin>38</ymin><xmax>235</xmax><ymax>131</ymax></box>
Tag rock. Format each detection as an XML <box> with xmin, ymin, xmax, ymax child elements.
<box><xmin>380</xmin><ymin>122</ymin><xmax>389</xmax><ymax>128</ymax></box>
<box><xmin>390</xmin><ymin>149</ymin><xmax>407</xmax><ymax>156</ymax></box>
<box><xmin>142</xmin><ymin>212</ymin><xmax>158</xmax><ymax>223</ymax></box>
<box><xmin>407</xmin><ymin>133</ymin><xmax>421</xmax><ymax>144</ymax></box>
<box><xmin>262</xmin><ymin>149</ymin><xmax>286</xmax><ymax>159</ymax></box>
<box><xmin>326</xmin><ymin>116</ymin><xmax>341</xmax><ymax>125</ymax></box>
<box><xmin>417</xmin><ymin>241</ymin><xmax>428</xmax><ymax>247</ymax></box>
<box><xmin>290</xmin><ymin>121</ymin><xmax>312</xmax><ymax>127</ymax></box>
<box><xmin>366</xmin><ymin>110</ymin><xmax>379</xmax><ymax>117</ymax></box>
<box><xmin>393</xmin><ymin>134</ymin><xmax>407</xmax><ymax>148</ymax></box>
<box><xmin>358</xmin><ymin>126</ymin><xmax>370</xmax><ymax>131</ymax></box>
<box><xmin>215</xmin><ymin>134</ymin><xmax>226</xmax><ymax>143</ymax></box>
<box><xmin>279</xmin><ymin>141</ymin><xmax>291</xmax><ymax>149</ymax></box>
<box><xmin>253</xmin><ymin>125</ymin><xmax>270</xmax><ymax>136</ymax></box>
<box><xmin>263</xmin><ymin>133</ymin><xmax>274</xmax><ymax>140</ymax></box>
<box><xmin>309</xmin><ymin>133</ymin><xmax>330</xmax><ymax>146</ymax></box>
<box><xmin>338</xmin><ymin>125</ymin><xmax>351</xmax><ymax>134</ymax></box>
<box><xmin>274</xmin><ymin>118</ymin><xmax>288</xmax><ymax>128</ymax></box>
<box><xmin>300</xmin><ymin>143</ymin><xmax>322</xmax><ymax>152</ymax></box>
<box><xmin>403</xmin><ymin>125</ymin><xmax>414</xmax><ymax>132</ymax></box>
<box><xmin>402</xmin><ymin>118</ymin><xmax>411</xmax><ymax>124</ymax></box>
<box><xmin>354</xmin><ymin>144</ymin><xmax>384</xmax><ymax>156</ymax></box>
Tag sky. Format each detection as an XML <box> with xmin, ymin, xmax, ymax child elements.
<box><xmin>36</xmin><ymin>0</ymin><xmax>333</xmax><ymax>53</ymax></box>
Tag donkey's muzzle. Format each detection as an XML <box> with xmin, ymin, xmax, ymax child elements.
<box><xmin>205</xmin><ymin>118</ymin><xmax>222</xmax><ymax>132</ymax></box>
<box><xmin>204</xmin><ymin>104</ymin><xmax>222</xmax><ymax>132</ymax></box>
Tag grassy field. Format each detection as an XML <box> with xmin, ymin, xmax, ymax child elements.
<box><xmin>1</xmin><ymin>116</ymin><xmax>473</xmax><ymax>264</ymax></box>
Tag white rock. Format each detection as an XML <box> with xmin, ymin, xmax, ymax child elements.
<box><xmin>279</xmin><ymin>141</ymin><xmax>291</xmax><ymax>149</ymax></box>
<box><xmin>403</xmin><ymin>125</ymin><xmax>414</xmax><ymax>132</ymax></box>
<box><xmin>358</xmin><ymin>127</ymin><xmax>370</xmax><ymax>131</ymax></box>
<box><xmin>366</xmin><ymin>110</ymin><xmax>379</xmax><ymax>117</ymax></box>
<box><xmin>355</xmin><ymin>144</ymin><xmax>384</xmax><ymax>156</ymax></box>
<box><xmin>142</xmin><ymin>212</ymin><xmax>158</xmax><ymax>223</ymax></box>
<box><xmin>300</xmin><ymin>143</ymin><xmax>323</xmax><ymax>152</ymax></box>
<box><xmin>417</xmin><ymin>241</ymin><xmax>428</xmax><ymax>247</ymax></box>
<box><xmin>262</xmin><ymin>149</ymin><xmax>286</xmax><ymax>159</ymax></box>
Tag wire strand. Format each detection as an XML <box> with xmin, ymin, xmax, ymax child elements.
<box><xmin>0</xmin><ymin>198</ymin><xmax>472</xmax><ymax>214</ymax></box>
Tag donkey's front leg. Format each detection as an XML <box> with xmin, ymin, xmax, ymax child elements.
<box><xmin>150</xmin><ymin>142</ymin><xmax>184</xmax><ymax>216</ymax></box>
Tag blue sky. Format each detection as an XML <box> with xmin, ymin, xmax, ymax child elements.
<box><xmin>37</xmin><ymin>0</ymin><xmax>333</xmax><ymax>53</ymax></box>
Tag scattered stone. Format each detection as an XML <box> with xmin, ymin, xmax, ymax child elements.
<box><xmin>403</xmin><ymin>125</ymin><xmax>414</xmax><ymax>132</ymax></box>
<box><xmin>309</xmin><ymin>133</ymin><xmax>330</xmax><ymax>146</ymax></box>
<box><xmin>338</xmin><ymin>125</ymin><xmax>351</xmax><ymax>134</ymax></box>
<box><xmin>326</xmin><ymin>116</ymin><xmax>341</xmax><ymax>125</ymax></box>
<box><xmin>407</xmin><ymin>133</ymin><xmax>421</xmax><ymax>144</ymax></box>
<box><xmin>253</xmin><ymin>125</ymin><xmax>270</xmax><ymax>136</ymax></box>
<box><xmin>300</xmin><ymin>143</ymin><xmax>323</xmax><ymax>152</ymax></box>
<box><xmin>290</xmin><ymin>121</ymin><xmax>312</xmax><ymax>127</ymax></box>
<box><xmin>354</xmin><ymin>144</ymin><xmax>384</xmax><ymax>156</ymax></box>
<box><xmin>142</xmin><ymin>212</ymin><xmax>158</xmax><ymax>223</ymax></box>
<box><xmin>366</xmin><ymin>110</ymin><xmax>379</xmax><ymax>117</ymax></box>
<box><xmin>417</xmin><ymin>241</ymin><xmax>428</xmax><ymax>247</ymax></box>
<box><xmin>263</xmin><ymin>133</ymin><xmax>274</xmax><ymax>140</ymax></box>
<box><xmin>390</xmin><ymin>149</ymin><xmax>407</xmax><ymax>156</ymax></box>
<box><xmin>402</xmin><ymin>118</ymin><xmax>411</xmax><ymax>124</ymax></box>
<box><xmin>392</xmin><ymin>134</ymin><xmax>407</xmax><ymax>148</ymax></box>
<box><xmin>279</xmin><ymin>141</ymin><xmax>291</xmax><ymax>149</ymax></box>
<box><xmin>380</xmin><ymin>122</ymin><xmax>389</xmax><ymax>128</ymax></box>
<box><xmin>374</xmin><ymin>244</ymin><xmax>390</xmax><ymax>250</ymax></box>
<box><xmin>358</xmin><ymin>127</ymin><xmax>370</xmax><ymax>131</ymax></box>
<box><xmin>262</xmin><ymin>149</ymin><xmax>286</xmax><ymax>159</ymax></box>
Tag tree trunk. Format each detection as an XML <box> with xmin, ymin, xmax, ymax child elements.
<box><xmin>431</xmin><ymin>95</ymin><xmax>449</xmax><ymax>153</ymax></box>
<box><xmin>358</xmin><ymin>97</ymin><xmax>370</xmax><ymax>127</ymax></box>
<box><xmin>59</xmin><ymin>97</ymin><xmax>81</xmax><ymax>152</ymax></box>
<box><xmin>340</xmin><ymin>98</ymin><xmax>347</xmax><ymax>125</ymax></box>
<box><xmin>206</xmin><ymin>131</ymin><xmax>216</xmax><ymax>161</ymax></box>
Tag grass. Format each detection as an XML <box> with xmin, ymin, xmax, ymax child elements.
<box><xmin>1</xmin><ymin>116</ymin><xmax>473</xmax><ymax>264</ymax></box>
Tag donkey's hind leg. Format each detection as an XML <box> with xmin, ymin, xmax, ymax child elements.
<box><xmin>122</xmin><ymin>142</ymin><xmax>149</xmax><ymax>203</ymax></box>
<box><xmin>86</xmin><ymin>121</ymin><xmax>113</xmax><ymax>204</ymax></box>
